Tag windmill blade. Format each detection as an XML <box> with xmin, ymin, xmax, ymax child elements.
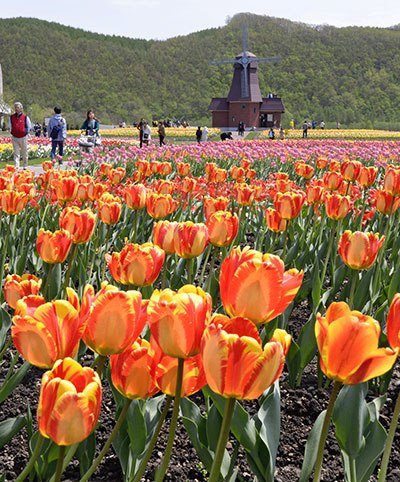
<box><xmin>253</xmin><ymin>56</ymin><xmax>281</xmax><ymax>63</ymax></box>
<box><xmin>242</xmin><ymin>26</ymin><xmax>249</xmax><ymax>53</ymax></box>
<box><xmin>209</xmin><ymin>59</ymin><xmax>237</xmax><ymax>65</ymax></box>
<box><xmin>241</xmin><ymin>64</ymin><xmax>249</xmax><ymax>98</ymax></box>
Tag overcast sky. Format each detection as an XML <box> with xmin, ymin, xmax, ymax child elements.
<box><xmin>1</xmin><ymin>0</ymin><xmax>399</xmax><ymax>40</ymax></box>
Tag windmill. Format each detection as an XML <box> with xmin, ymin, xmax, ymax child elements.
<box><xmin>208</xmin><ymin>28</ymin><xmax>285</xmax><ymax>129</ymax></box>
<box><xmin>210</xmin><ymin>28</ymin><xmax>280</xmax><ymax>99</ymax></box>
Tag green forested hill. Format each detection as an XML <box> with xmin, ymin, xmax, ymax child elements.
<box><xmin>1</xmin><ymin>14</ymin><xmax>400</xmax><ymax>128</ymax></box>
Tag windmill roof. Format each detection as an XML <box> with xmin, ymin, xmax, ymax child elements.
<box><xmin>208</xmin><ymin>98</ymin><xmax>229</xmax><ymax>111</ymax></box>
<box><xmin>260</xmin><ymin>97</ymin><xmax>285</xmax><ymax>113</ymax></box>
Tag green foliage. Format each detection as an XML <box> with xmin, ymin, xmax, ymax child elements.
<box><xmin>1</xmin><ymin>15</ymin><xmax>400</xmax><ymax>126</ymax></box>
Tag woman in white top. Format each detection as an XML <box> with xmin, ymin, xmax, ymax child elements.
<box><xmin>142</xmin><ymin>122</ymin><xmax>151</xmax><ymax>146</ymax></box>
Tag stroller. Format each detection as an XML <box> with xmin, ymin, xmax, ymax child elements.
<box><xmin>79</xmin><ymin>129</ymin><xmax>102</xmax><ymax>155</ymax></box>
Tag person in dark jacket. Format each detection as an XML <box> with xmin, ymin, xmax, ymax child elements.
<box><xmin>195</xmin><ymin>126</ymin><xmax>202</xmax><ymax>143</ymax></box>
<box><xmin>48</xmin><ymin>106</ymin><xmax>67</xmax><ymax>163</ymax></box>
<box><xmin>81</xmin><ymin>110</ymin><xmax>100</xmax><ymax>136</ymax></box>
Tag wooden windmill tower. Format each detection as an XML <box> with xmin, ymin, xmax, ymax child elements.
<box><xmin>208</xmin><ymin>29</ymin><xmax>284</xmax><ymax>129</ymax></box>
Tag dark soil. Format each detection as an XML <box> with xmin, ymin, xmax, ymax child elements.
<box><xmin>1</xmin><ymin>302</ymin><xmax>399</xmax><ymax>482</ymax></box>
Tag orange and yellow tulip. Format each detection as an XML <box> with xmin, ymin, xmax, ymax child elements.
<box><xmin>220</xmin><ymin>247</ymin><xmax>303</xmax><ymax>325</ymax></box>
<box><xmin>323</xmin><ymin>171</ymin><xmax>343</xmax><ymax>191</ymax></box>
<box><xmin>176</xmin><ymin>162</ymin><xmax>191</xmax><ymax>177</ymax></box>
<box><xmin>36</xmin><ymin>228</ymin><xmax>73</xmax><ymax>264</ymax></box>
<box><xmin>173</xmin><ymin>221</ymin><xmax>209</xmax><ymax>259</ymax></box>
<box><xmin>324</xmin><ymin>193</ymin><xmax>351</xmax><ymax>220</ymax></box>
<box><xmin>123</xmin><ymin>183</ymin><xmax>147</xmax><ymax>210</ymax></box>
<box><xmin>97</xmin><ymin>193</ymin><xmax>122</xmax><ymax>225</ymax></box>
<box><xmin>110</xmin><ymin>338</ymin><xmax>159</xmax><ymax>399</ymax></box>
<box><xmin>0</xmin><ymin>190</ymin><xmax>29</xmax><ymax>215</ymax></box>
<box><xmin>12</xmin><ymin>296</ymin><xmax>85</xmax><ymax>368</ymax></box>
<box><xmin>201</xmin><ymin>315</ymin><xmax>289</xmax><ymax>399</ymax></box>
<box><xmin>338</xmin><ymin>230</ymin><xmax>384</xmax><ymax>270</ymax></box>
<box><xmin>203</xmin><ymin>196</ymin><xmax>229</xmax><ymax>219</ymax></box>
<box><xmin>315</xmin><ymin>302</ymin><xmax>397</xmax><ymax>384</ymax></box>
<box><xmin>82</xmin><ymin>283</ymin><xmax>143</xmax><ymax>356</ymax></box>
<box><xmin>375</xmin><ymin>190</ymin><xmax>400</xmax><ymax>215</ymax></box>
<box><xmin>206</xmin><ymin>211</ymin><xmax>239</xmax><ymax>247</ymax></box>
<box><xmin>153</xmin><ymin>220</ymin><xmax>178</xmax><ymax>254</ymax></box>
<box><xmin>384</xmin><ymin>167</ymin><xmax>400</xmax><ymax>197</ymax></box>
<box><xmin>146</xmin><ymin>192</ymin><xmax>177</xmax><ymax>219</ymax></box>
<box><xmin>106</xmin><ymin>242</ymin><xmax>165</xmax><ymax>287</ymax></box>
<box><xmin>147</xmin><ymin>285</ymin><xmax>212</xmax><ymax>358</ymax></box>
<box><xmin>358</xmin><ymin>166</ymin><xmax>378</xmax><ymax>188</ymax></box>
<box><xmin>38</xmin><ymin>358</ymin><xmax>102</xmax><ymax>445</ymax></box>
<box><xmin>264</xmin><ymin>207</ymin><xmax>287</xmax><ymax>232</ymax></box>
<box><xmin>235</xmin><ymin>183</ymin><xmax>255</xmax><ymax>206</ymax></box>
<box><xmin>386</xmin><ymin>293</ymin><xmax>400</xmax><ymax>350</ymax></box>
<box><xmin>4</xmin><ymin>274</ymin><xmax>42</xmax><ymax>310</ymax></box>
<box><xmin>274</xmin><ymin>191</ymin><xmax>305</xmax><ymax>220</ymax></box>
<box><xmin>340</xmin><ymin>160</ymin><xmax>362</xmax><ymax>182</ymax></box>
<box><xmin>59</xmin><ymin>206</ymin><xmax>96</xmax><ymax>244</ymax></box>
<box><xmin>52</xmin><ymin>176</ymin><xmax>79</xmax><ymax>203</ymax></box>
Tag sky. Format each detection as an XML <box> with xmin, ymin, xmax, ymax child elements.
<box><xmin>1</xmin><ymin>0</ymin><xmax>400</xmax><ymax>40</ymax></box>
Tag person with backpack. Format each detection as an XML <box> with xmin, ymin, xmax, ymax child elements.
<box><xmin>48</xmin><ymin>106</ymin><xmax>67</xmax><ymax>164</ymax></box>
<box><xmin>10</xmin><ymin>102</ymin><xmax>31</xmax><ymax>170</ymax></box>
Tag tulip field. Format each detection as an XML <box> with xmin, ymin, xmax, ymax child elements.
<box><xmin>1</xmin><ymin>135</ymin><xmax>400</xmax><ymax>481</ymax></box>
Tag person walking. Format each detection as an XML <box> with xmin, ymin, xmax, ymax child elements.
<box><xmin>195</xmin><ymin>126</ymin><xmax>202</xmax><ymax>143</ymax></box>
<box><xmin>201</xmin><ymin>126</ymin><xmax>208</xmax><ymax>142</ymax></box>
<box><xmin>48</xmin><ymin>106</ymin><xmax>67</xmax><ymax>164</ymax></box>
<box><xmin>10</xmin><ymin>102</ymin><xmax>31</xmax><ymax>169</ymax></box>
<box><xmin>302</xmin><ymin>120</ymin><xmax>308</xmax><ymax>139</ymax></box>
<box><xmin>137</xmin><ymin>118</ymin><xmax>144</xmax><ymax>148</ymax></box>
<box><xmin>142</xmin><ymin>121</ymin><xmax>151</xmax><ymax>146</ymax></box>
<box><xmin>157</xmin><ymin>121</ymin><xmax>166</xmax><ymax>146</ymax></box>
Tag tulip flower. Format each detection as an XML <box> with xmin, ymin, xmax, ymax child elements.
<box><xmin>338</xmin><ymin>230</ymin><xmax>384</xmax><ymax>270</ymax></box>
<box><xmin>235</xmin><ymin>183</ymin><xmax>255</xmax><ymax>206</ymax></box>
<box><xmin>340</xmin><ymin>160</ymin><xmax>362</xmax><ymax>182</ymax></box>
<box><xmin>38</xmin><ymin>358</ymin><xmax>102</xmax><ymax>446</ymax></box>
<box><xmin>274</xmin><ymin>191</ymin><xmax>305</xmax><ymax>220</ymax></box>
<box><xmin>149</xmin><ymin>339</ymin><xmax>206</xmax><ymax>397</ymax></box>
<box><xmin>0</xmin><ymin>189</ymin><xmax>29</xmax><ymax>215</ymax></box>
<box><xmin>97</xmin><ymin>193</ymin><xmax>122</xmax><ymax>225</ymax></box>
<box><xmin>52</xmin><ymin>176</ymin><xmax>79</xmax><ymax>203</ymax></box>
<box><xmin>358</xmin><ymin>166</ymin><xmax>378</xmax><ymax>188</ymax></box>
<box><xmin>202</xmin><ymin>315</ymin><xmax>290</xmax><ymax>399</ymax></box>
<box><xmin>294</xmin><ymin>161</ymin><xmax>315</xmax><ymax>179</ymax></box>
<box><xmin>146</xmin><ymin>192</ymin><xmax>176</xmax><ymax>219</ymax></box>
<box><xmin>203</xmin><ymin>196</ymin><xmax>229</xmax><ymax>219</ymax></box>
<box><xmin>220</xmin><ymin>247</ymin><xmax>303</xmax><ymax>325</ymax></box>
<box><xmin>324</xmin><ymin>193</ymin><xmax>351</xmax><ymax>220</ymax></box>
<box><xmin>110</xmin><ymin>338</ymin><xmax>159</xmax><ymax>399</ymax></box>
<box><xmin>108</xmin><ymin>167</ymin><xmax>126</xmax><ymax>185</ymax></box>
<box><xmin>36</xmin><ymin>228</ymin><xmax>73</xmax><ymax>264</ymax></box>
<box><xmin>387</xmin><ymin>293</ymin><xmax>400</xmax><ymax>350</ymax></box>
<box><xmin>315</xmin><ymin>302</ymin><xmax>397</xmax><ymax>384</ymax></box>
<box><xmin>87</xmin><ymin>181</ymin><xmax>108</xmax><ymax>202</ymax></box>
<box><xmin>206</xmin><ymin>210</ymin><xmax>239</xmax><ymax>247</ymax></box>
<box><xmin>147</xmin><ymin>285</ymin><xmax>212</xmax><ymax>358</ymax></box>
<box><xmin>12</xmin><ymin>297</ymin><xmax>85</xmax><ymax>368</ymax></box>
<box><xmin>323</xmin><ymin>171</ymin><xmax>343</xmax><ymax>191</ymax></box>
<box><xmin>306</xmin><ymin>185</ymin><xmax>324</xmax><ymax>205</ymax></box>
<box><xmin>264</xmin><ymin>207</ymin><xmax>287</xmax><ymax>232</ymax></box>
<box><xmin>59</xmin><ymin>206</ymin><xmax>96</xmax><ymax>244</ymax></box>
<box><xmin>376</xmin><ymin>190</ymin><xmax>400</xmax><ymax>215</ymax></box>
<box><xmin>153</xmin><ymin>220</ymin><xmax>178</xmax><ymax>254</ymax></box>
<box><xmin>176</xmin><ymin>162</ymin><xmax>190</xmax><ymax>177</ymax></box>
<box><xmin>383</xmin><ymin>166</ymin><xmax>400</xmax><ymax>196</ymax></box>
<box><xmin>123</xmin><ymin>183</ymin><xmax>147</xmax><ymax>210</ymax></box>
<box><xmin>173</xmin><ymin>221</ymin><xmax>209</xmax><ymax>259</ymax></box>
<box><xmin>82</xmin><ymin>283</ymin><xmax>143</xmax><ymax>356</ymax></box>
<box><xmin>3</xmin><ymin>274</ymin><xmax>42</xmax><ymax>310</ymax></box>
<box><xmin>106</xmin><ymin>242</ymin><xmax>165</xmax><ymax>287</ymax></box>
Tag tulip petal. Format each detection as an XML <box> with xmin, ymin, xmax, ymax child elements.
<box><xmin>344</xmin><ymin>348</ymin><xmax>398</xmax><ymax>384</ymax></box>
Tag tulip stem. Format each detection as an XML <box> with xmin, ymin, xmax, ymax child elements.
<box><xmin>378</xmin><ymin>390</ymin><xmax>400</xmax><ymax>482</ymax></box>
<box><xmin>54</xmin><ymin>445</ymin><xmax>66</xmax><ymax>482</ymax></box>
<box><xmin>42</xmin><ymin>263</ymin><xmax>54</xmax><ymax>300</ymax></box>
<box><xmin>80</xmin><ymin>398</ymin><xmax>132</xmax><ymax>482</ymax></box>
<box><xmin>96</xmin><ymin>355</ymin><xmax>107</xmax><ymax>378</ymax></box>
<box><xmin>0</xmin><ymin>226</ymin><xmax>9</xmax><ymax>302</ymax></box>
<box><xmin>206</xmin><ymin>247</ymin><xmax>218</xmax><ymax>294</ymax></box>
<box><xmin>208</xmin><ymin>397</ymin><xmax>236</xmax><ymax>482</ymax></box>
<box><xmin>49</xmin><ymin>444</ymin><xmax>79</xmax><ymax>482</ymax></box>
<box><xmin>15</xmin><ymin>433</ymin><xmax>45</xmax><ymax>482</ymax></box>
<box><xmin>154</xmin><ymin>358</ymin><xmax>184</xmax><ymax>482</ymax></box>
<box><xmin>313</xmin><ymin>381</ymin><xmax>341</xmax><ymax>482</ymax></box>
<box><xmin>62</xmin><ymin>243</ymin><xmax>79</xmax><ymax>295</ymax></box>
<box><xmin>100</xmin><ymin>225</ymin><xmax>112</xmax><ymax>281</ymax></box>
<box><xmin>186</xmin><ymin>258</ymin><xmax>193</xmax><ymax>285</ymax></box>
<box><xmin>348</xmin><ymin>270</ymin><xmax>358</xmax><ymax>309</ymax></box>
<box><xmin>130</xmin><ymin>395</ymin><xmax>173</xmax><ymax>482</ymax></box>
